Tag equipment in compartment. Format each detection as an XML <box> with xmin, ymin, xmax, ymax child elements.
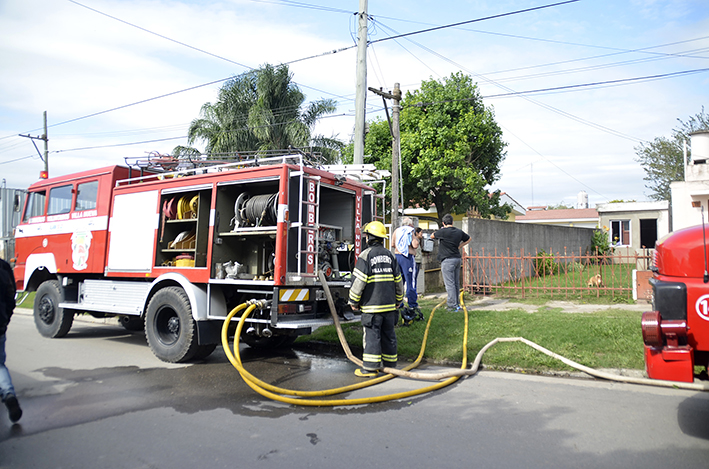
<box><xmin>232</xmin><ymin>192</ymin><xmax>278</xmax><ymax>229</ymax></box>
<box><xmin>318</xmin><ymin>228</ymin><xmax>341</xmax><ymax>279</ymax></box>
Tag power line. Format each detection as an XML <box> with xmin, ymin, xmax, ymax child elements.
<box><xmin>247</xmin><ymin>0</ymin><xmax>352</xmax><ymax>14</ymax></box>
<box><xmin>368</xmin><ymin>0</ymin><xmax>580</xmax><ymax>45</ymax></box>
<box><xmin>12</xmin><ymin>0</ymin><xmax>579</xmax><ymax>143</ymax></box>
<box><xmin>500</xmin><ymin>123</ymin><xmax>612</xmax><ymax>202</ymax></box>
<box><xmin>372</xmin><ymin>18</ymin><xmax>646</xmax><ymax>143</ymax></box>
<box><xmin>53</xmin><ymin>136</ymin><xmax>188</xmax><ymax>153</ymax></box>
<box><xmin>481</xmin><ymin>67</ymin><xmax>709</xmax><ymax>99</ymax></box>
<box><xmin>50</xmin><ymin>112</ymin><xmax>351</xmax><ymax>154</ymax></box>
<box><xmin>68</xmin><ymin>0</ymin><xmax>253</xmax><ymax>70</ymax></box>
<box><xmin>0</xmin><ymin>154</ymin><xmax>38</xmax><ymax>166</ymax></box>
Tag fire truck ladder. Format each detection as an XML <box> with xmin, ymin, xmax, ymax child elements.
<box><xmin>292</xmin><ymin>170</ymin><xmax>321</xmax><ymax>280</ymax></box>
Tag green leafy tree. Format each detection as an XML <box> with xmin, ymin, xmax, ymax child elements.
<box><xmin>349</xmin><ymin>72</ymin><xmax>509</xmax><ymax>221</ymax></box>
<box><xmin>635</xmin><ymin>107</ymin><xmax>709</xmax><ymax>201</ymax></box>
<box><xmin>174</xmin><ymin>64</ymin><xmax>342</xmax><ymax>162</ymax></box>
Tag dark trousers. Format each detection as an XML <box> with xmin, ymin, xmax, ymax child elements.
<box><xmin>361</xmin><ymin>311</ymin><xmax>398</xmax><ymax>370</ymax></box>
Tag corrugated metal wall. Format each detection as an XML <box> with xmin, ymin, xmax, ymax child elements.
<box><xmin>0</xmin><ymin>187</ymin><xmax>26</xmax><ymax>261</ymax></box>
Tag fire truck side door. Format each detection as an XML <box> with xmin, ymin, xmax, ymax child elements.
<box><xmin>106</xmin><ymin>191</ymin><xmax>159</xmax><ymax>273</ymax></box>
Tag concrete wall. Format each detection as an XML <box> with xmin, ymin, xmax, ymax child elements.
<box><xmin>0</xmin><ymin>188</ymin><xmax>25</xmax><ymax>261</ymax></box>
<box><xmin>417</xmin><ymin>217</ymin><xmax>595</xmax><ymax>291</ymax></box>
<box><xmin>463</xmin><ymin>217</ymin><xmax>594</xmax><ymax>258</ymax></box>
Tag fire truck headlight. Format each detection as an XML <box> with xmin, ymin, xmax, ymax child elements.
<box><xmin>641</xmin><ymin>311</ymin><xmax>663</xmax><ymax>347</ymax></box>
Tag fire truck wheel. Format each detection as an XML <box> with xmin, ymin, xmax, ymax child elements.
<box><xmin>145</xmin><ymin>287</ymin><xmax>199</xmax><ymax>363</ymax></box>
<box><xmin>193</xmin><ymin>343</ymin><xmax>218</xmax><ymax>360</ymax></box>
<box><xmin>34</xmin><ymin>280</ymin><xmax>74</xmax><ymax>338</ymax></box>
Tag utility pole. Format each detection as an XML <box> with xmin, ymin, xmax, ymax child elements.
<box><xmin>353</xmin><ymin>0</ymin><xmax>368</xmax><ymax>165</ymax></box>
<box><xmin>19</xmin><ymin>111</ymin><xmax>49</xmax><ymax>178</ymax></box>
<box><xmin>369</xmin><ymin>83</ymin><xmax>402</xmax><ymax>229</ymax></box>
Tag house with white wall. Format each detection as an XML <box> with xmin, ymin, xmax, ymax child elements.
<box><xmin>596</xmin><ymin>201</ymin><xmax>670</xmax><ymax>256</ymax></box>
<box><xmin>670</xmin><ymin>130</ymin><xmax>709</xmax><ymax>231</ymax></box>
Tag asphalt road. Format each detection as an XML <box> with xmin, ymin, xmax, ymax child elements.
<box><xmin>1</xmin><ymin>310</ymin><xmax>708</xmax><ymax>468</ymax></box>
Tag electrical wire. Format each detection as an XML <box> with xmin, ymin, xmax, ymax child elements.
<box><xmin>34</xmin><ymin>0</ymin><xmax>579</xmax><ymax>141</ymax></box>
<box><xmin>371</xmin><ymin>18</ymin><xmax>646</xmax><ymax>143</ymax></box>
<box><xmin>368</xmin><ymin>0</ymin><xmax>580</xmax><ymax>46</ymax></box>
<box><xmin>247</xmin><ymin>0</ymin><xmax>352</xmax><ymax>15</ymax></box>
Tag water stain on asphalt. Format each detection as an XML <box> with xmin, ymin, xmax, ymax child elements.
<box><xmin>12</xmin><ymin>345</ymin><xmax>435</xmax><ymax>439</ymax></box>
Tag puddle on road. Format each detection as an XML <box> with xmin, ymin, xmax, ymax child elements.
<box><xmin>17</xmin><ymin>345</ymin><xmax>420</xmax><ymax>436</ymax></box>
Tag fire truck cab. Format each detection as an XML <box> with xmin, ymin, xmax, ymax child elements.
<box><xmin>14</xmin><ymin>154</ymin><xmax>386</xmax><ymax>362</ymax></box>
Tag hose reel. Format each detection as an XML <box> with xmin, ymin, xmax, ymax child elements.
<box><xmin>232</xmin><ymin>192</ymin><xmax>278</xmax><ymax>229</ymax></box>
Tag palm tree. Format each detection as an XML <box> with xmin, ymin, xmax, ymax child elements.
<box><xmin>175</xmin><ymin>64</ymin><xmax>340</xmax><ymax>162</ymax></box>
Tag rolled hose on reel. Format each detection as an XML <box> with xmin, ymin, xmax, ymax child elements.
<box><xmin>233</xmin><ymin>192</ymin><xmax>278</xmax><ymax>228</ymax></box>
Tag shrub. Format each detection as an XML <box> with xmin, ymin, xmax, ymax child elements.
<box><xmin>534</xmin><ymin>250</ymin><xmax>559</xmax><ymax>276</ymax></box>
<box><xmin>590</xmin><ymin>227</ymin><xmax>613</xmax><ymax>257</ymax></box>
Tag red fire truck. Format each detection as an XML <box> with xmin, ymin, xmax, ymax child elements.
<box><xmin>642</xmin><ymin>224</ymin><xmax>709</xmax><ymax>382</ymax></box>
<box><xmin>13</xmin><ymin>154</ymin><xmax>385</xmax><ymax>362</ymax></box>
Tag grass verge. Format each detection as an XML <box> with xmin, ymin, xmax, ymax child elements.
<box><xmin>299</xmin><ymin>295</ymin><xmax>646</xmax><ymax>373</ymax></box>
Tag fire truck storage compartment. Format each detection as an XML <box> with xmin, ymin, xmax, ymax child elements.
<box><xmin>288</xmin><ymin>178</ymin><xmax>354</xmax><ymax>276</ymax></box>
<box><xmin>213</xmin><ymin>178</ymin><xmax>281</xmax><ymax>280</ymax></box>
<box><xmin>156</xmin><ymin>187</ymin><xmax>212</xmax><ymax>269</ymax></box>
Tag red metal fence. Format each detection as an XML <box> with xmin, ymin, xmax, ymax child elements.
<box><xmin>462</xmin><ymin>247</ymin><xmax>653</xmax><ymax>301</ymax></box>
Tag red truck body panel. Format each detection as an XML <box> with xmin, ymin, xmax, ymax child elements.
<box><xmin>643</xmin><ymin>225</ymin><xmax>709</xmax><ymax>382</ymax></box>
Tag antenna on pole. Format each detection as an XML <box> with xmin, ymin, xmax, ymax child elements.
<box><xmin>702</xmin><ymin>204</ymin><xmax>708</xmax><ymax>283</ymax></box>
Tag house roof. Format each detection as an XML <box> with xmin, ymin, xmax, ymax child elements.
<box><xmin>515</xmin><ymin>208</ymin><xmax>599</xmax><ymax>223</ymax></box>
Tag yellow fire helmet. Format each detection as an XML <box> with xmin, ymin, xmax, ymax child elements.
<box><xmin>363</xmin><ymin>220</ymin><xmax>387</xmax><ymax>239</ymax></box>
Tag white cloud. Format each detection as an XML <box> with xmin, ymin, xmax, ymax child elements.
<box><xmin>0</xmin><ymin>0</ymin><xmax>707</xmax><ymax>210</ymax></box>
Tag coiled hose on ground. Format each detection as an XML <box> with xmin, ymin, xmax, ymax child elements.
<box><xmin>221</xmin><ymin>273</ymin><xmax>709</xmax><ymax>406</ymax></box>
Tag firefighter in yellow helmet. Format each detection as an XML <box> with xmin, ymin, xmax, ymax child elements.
<box><xmin>348</xmin><ymin>221</ymin><xmax>404</xmax><ymax>377</ymax></box>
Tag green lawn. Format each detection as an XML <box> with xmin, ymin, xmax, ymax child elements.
<box><xmin>301</xmin><ymin>295</ymin><xmax>646</xmax><ymax>373</ymax></box>
<box><xmin>488</xmin><ymin>262</ymin><xmax>637</xmax><ymax>303</ymax></box>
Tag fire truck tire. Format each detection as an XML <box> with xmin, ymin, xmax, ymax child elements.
<box><xmin>193</xmin><ymin>343</ymin><xmax>218</xmax><ymax>360</ymax></box>
<box><xmin>145</xmin><ymin>287</ymin><xmax>199</xmax><ymax>363</ymax></box>
<box><xmin>34</xmin><ymin>280</ymin><xmax>74</xmax><ymax>338</ymax></box>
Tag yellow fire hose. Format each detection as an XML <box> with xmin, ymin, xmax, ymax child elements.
<box><xmin>220</xmin><ymin>296</ymin><xmax>468</xmax><ymax>406</ymax></box>
<box><xmin>222</xmin><ymin>277</ymin><xmax>709</xmax><ymax>406</ymax></box>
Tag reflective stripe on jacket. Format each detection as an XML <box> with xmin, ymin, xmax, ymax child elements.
<box><xmin>349</xmin><ymin>244</ymin><xmax>404</xmax><ymax>314</ymax></box>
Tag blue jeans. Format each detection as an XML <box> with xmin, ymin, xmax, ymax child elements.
<box><xmin>441</xmin><ymin>257</ymin><xmax>462</xmax><ymax>309</ymax></box>
<box><xmin>0</xmin><ymin>333</ymin><xmax>16</xmax><ymax>401</ymax></box>
<box><xmin>395</xmin><ymin>254</ymin><xmax>418</xmax><ymax>309</ymax></box>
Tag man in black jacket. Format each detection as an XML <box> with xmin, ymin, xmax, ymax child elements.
<box><xmin>349</xmin><ymin>221</ymin><xmax>404</xmax><ymax>377</ymax></box>
<box><xmin>1</xmin><ymin>258</ymin><xmax>22</xmax><ymax>423</ymax></box>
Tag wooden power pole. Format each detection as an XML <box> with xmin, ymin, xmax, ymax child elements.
<box><xmin>368</xmin><ymin>83</ymin><xmax>402</xmax><ymax>229</ymax></box>
<box><xmin>353</xmin><ymin>0</ymin><xmax>368</xmax><ymax>165</ymax></box>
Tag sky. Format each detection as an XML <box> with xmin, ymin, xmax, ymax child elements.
<box><xmin>1</xmin><ymin>0</ymin><xmax>707</xmax><ymax>211</ymax></box>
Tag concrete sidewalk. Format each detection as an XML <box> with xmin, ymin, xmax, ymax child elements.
<box><xmin>422</xmin><ymin>293</ymin><xmax>648</xmax><ymax>314</ymax></box>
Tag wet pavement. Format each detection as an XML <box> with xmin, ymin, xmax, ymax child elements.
<box><xmin>2</xmin><ymin>311</ymin><xmax>709</xmax><ymax>468</ymax></box>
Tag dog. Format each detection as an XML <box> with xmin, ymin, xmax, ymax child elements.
<box><xmin>587</xmin><ymin>273</ymin><xmax>605</xmax><ymax>288</ymax></box>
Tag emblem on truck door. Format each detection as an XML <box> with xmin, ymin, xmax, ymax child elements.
<box><xmin>695</xmin><ymin>294</ymin><xmax>709</xmax><ymax>322</ymax></box>
<box><xmin>71</xmin><ymin>231</ymin><xmax>92</xmax><ymax>271</ymax></box>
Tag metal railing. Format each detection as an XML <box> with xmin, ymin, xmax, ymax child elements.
<box><xmin>462</xmin><ymin>247</ymin><xmax>653</xmax><ymax>301</ymax></box>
